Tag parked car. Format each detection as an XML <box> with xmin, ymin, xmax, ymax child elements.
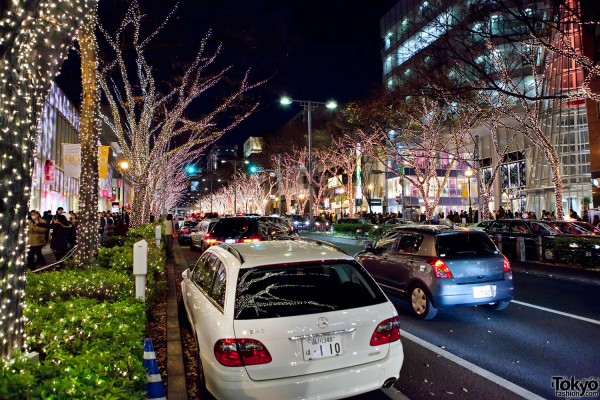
<box><xmin>356</xmin><ymin>225</ymin><xmax>514</xmax><ymax>320</ymax></box>
<box><xmin>551</xmin><ymin>221</ymin><xmax>597</xmax><ymax>236</ymax></box>
<box><xmin>203</xmin><ymin>212</ymin><xmax>219</xmax><ymax>219</ymax></box>
<box><xmin>482</xmin><ymin>219</ymin><xmax>562</xmax><ymax>260</ymax></box>
<box><xmin>190</xmin><ymin>218</ymin><xmax>220</xmax><ymax>252</ymax></box>
<box><xmin>470</xmin><ymin>220</ymin><xmax>495</xmax><ymax>231</ymax></box>
<box><xmin>208</xmin><ymin>216</ymin><xmax>298</xmax><ymax>244</ymax></box>
<box><xmin>180</xmin><ymin>241</ymin><xmax>404</xmax><ymax>399</ymax></box>
<box><xmin>384</xmin><ymin>218</ymin><xmax>415</xmax><ymax>226</ymax></box>
<box><xmin>177</xmin><ymin>220</ymin><xmax>198</xmax><ymax>245</ymax></box>
<box><xmin>573</xmin><ymin>221</ymin><xmax>600</xmax><ymax>234</ymax></box>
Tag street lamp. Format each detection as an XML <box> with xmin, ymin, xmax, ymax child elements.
<box><xmin>280</xmin><ymin>96</ymin><xmax>337</xmax><ymax>230</ymax></box>
<box><xmin>118</xmin><ymin>160</ymin><xmax>129</xmax><ymax>212</ymax></box>
<box><xmin>465</xmin><ymin>168</ymin><xmax>473</xmax><ymax>222</ymax></box>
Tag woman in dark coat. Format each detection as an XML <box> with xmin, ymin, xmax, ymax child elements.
<box><xmin>50</xmin><ymin>214</ymin><xmax>73</xmax><ymax>262</ymax></box>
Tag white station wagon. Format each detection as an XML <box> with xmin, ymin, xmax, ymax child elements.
<box><xmin>180</xmin><ymin>240</ymin><xmax>404</xmax><ymax>400</ymax></box>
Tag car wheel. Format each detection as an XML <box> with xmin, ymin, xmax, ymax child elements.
<box><xmin>200</xmin><ymin>243</ymin><xmax>206</xmax><ymax>253</ymax></box>
<box><xmin>484</xmin><ymin>300</ymin><xmax>510</xmax><ymax>311</ymax></box>
<box><xmin>410</xmin><ymin>285</ymin><xmax>438</xmax><ymax>320</ymax></box>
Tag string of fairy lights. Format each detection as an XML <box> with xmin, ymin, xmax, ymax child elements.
<box><xmin>0</xmin><ymin>0</ymin><xmax>96</xmax><ymax>358</ymax></box>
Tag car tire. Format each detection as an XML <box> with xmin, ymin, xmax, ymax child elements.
<box><xmin>190</xmin><ymin>242</ymin><xmax>196</xmax><ymax>251</ymax></box>
<box><xmin>200</xmin><ymin>243</ymin><xmax>206</xmax><ymax>253</ymax></box>
<box><xmin>484</xmin><ymin>300</ymin><xmax>510</xmax><ymax>311</ymax></box>
<box><xmin>410</xmin><ymin>285</ymin><xmax>438</xmax><ymax>320</ymax></box>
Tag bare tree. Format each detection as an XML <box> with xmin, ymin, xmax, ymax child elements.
<box><xmin>0</xmin><ymin>0</ymin><xmax>95</xmax><ymax>358</ymax></box>
<box><xmin>98</xmin><ymin>1</ymin><xmax>263</xmax><ymax>226</ymax></box>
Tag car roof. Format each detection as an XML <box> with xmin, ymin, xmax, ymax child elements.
<box><xmin>390</xmin><ymin>225</ymin><xmax>465</xmax><ymax>235</ymax></box>
<box><xmin>212</xmin><ymin>240</ymin><xmax>354</xmax><ymax>269</ymax></box>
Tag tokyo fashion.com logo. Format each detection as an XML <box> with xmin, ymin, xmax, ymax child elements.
<box><xmin>552</xmin><ymin>376</ymin><xmax>599</xmax><ymax>398</ymax></box>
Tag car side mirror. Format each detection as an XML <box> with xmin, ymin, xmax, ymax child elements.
<box><xmin>182</xmin><ymin>269</ymin><xmax>189</xmax><ymax>279</ymax></box>
<box><xmin>364</xmin><ymin>241</ymin><xmax>374</xmax><ymax>251</ymax></box>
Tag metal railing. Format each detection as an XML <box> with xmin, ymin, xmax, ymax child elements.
<box><xmin>30</xmin><ymin>244</ymin><xmax>79</xmax><ymax>273</ymax></box>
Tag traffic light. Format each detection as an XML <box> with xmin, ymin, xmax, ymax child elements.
<box><xmin>186</xmin><ymin>165</ymin><xmax>196</xmax><ymax>174</ymax></box>
<box><xmin>249</xmin><ymin>165</ymin><xmax>258</xmax><ymax>173</ymax></box>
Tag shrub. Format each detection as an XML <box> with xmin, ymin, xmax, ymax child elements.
<box><xmin>332</xmin><ymin>222</ymin><xmax>374</xmax><ymax>239</ymax></box>
<box><xmin>0</xmin><ymin>298</ymin><xmax>148</xmax><ymax>399</ymax></box>
<box><xmin>26</xmin><ymin>267</ymin><xmax>134</xmax><ymax>304</ymax></box>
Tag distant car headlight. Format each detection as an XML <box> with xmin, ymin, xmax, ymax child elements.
<box><xmin>315</xmin><ymin>222</ymin><xmax>321</xmax><ymax>226</ymax></box>
<box><xmin>373</xmin><ymin>225</ymin><xmax>379</xmax><ymax>229</ymax></box>
<box><xmin>305</xmin><ymin>221</ymin><xmax>310</xmax><ymax>225</ymax></box>
<box><xmin>569</xmin><ymin>243</ymin><xmax>579</xmax><ymax>248</ymax></box>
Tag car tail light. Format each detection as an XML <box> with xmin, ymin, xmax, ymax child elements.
<box><xmin>426</xmin><ymin>257</ymin><xmax>454</xmax><ymax>278</ymax></box>
<box><xmin>214</xmin><ymin>339</ymin><xmax>272</xmax><ymax>366</ymax></box>
<box><xmin>181</xmin><ymin>229</ymin><xmax>190</xmax><ymax>234</ymax></box>
<box><xmin>370</xmin><ymin>316</ymin><xmax>401</xmax><ymax>346</ymax></box>
<box><xmin>241</xmin><ymin>237</ymin><xmax>261</xmax><ymax>243</ymax></box>
<box><xmin>503</xmin><ymin>256</ymin><xmax>513</xmax><ymax>279</ymax></box>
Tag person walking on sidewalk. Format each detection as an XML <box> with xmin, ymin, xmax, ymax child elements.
<box><xmin>164</xmin><ymin>214</ymin><xmax>176</xmax><ymax>258</ymax></box>
<box><xmin>27</xmin><ymin>210</ymin><xmax>48</xmax><ymax>268</ymax></box>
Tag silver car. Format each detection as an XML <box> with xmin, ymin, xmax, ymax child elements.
<box><xmin>357</xmin><ymin>226</ymin><xmax>514</xmax><ymax>320</ymax></box>
<box><xmin>189</xmin><ymin>219</ymin><xmax>219</xmax><ymax>252</ymax></box>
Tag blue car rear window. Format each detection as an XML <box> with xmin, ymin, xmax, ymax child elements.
<box><xmin>436</xmin><ymin>233</ymin><xmax>498</xmax><ymax>257</ymax></box>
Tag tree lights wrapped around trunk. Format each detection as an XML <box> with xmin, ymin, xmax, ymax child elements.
<box><xmin>0</xmin><ymin>0</ymin><xmax>96</xmax><ymax>358</ymax></box>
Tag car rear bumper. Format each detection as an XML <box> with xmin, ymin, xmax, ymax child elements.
<box><xmin>178</xmin><ymin>235</ymin><xmax>191</xmax><ymax>244</ymax></box>
<box><xmin>205</xmin><ymin>341</ymin><xmax>404</xmax><ymax>400</ymax></box>
<box><xmin>432</xmin><ymin>279</ymin><xmax>514</xmax><ymax>308</ymax></box>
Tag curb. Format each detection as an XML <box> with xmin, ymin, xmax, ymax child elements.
<box><xmin>166</xmin><ymin>256</ymin><xmax>188</xmax><ymax>400</ymax></box>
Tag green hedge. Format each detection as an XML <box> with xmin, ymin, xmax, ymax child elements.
<box><xmin>0</xmin><ymin>223</ymin><xmax>165</xmax><ymax>399</ymax></box>
<box><xmin>332</xmin><ymin>222</ymin><xmax>374</xmax><ymax>239</ymax></box>
<box><xmin>544</xmin><ymin>236</ymin><xmax>600</xmax><ymax>269</ymax></box>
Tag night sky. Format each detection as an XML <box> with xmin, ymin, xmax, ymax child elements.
<box><xmin>57</xmin><ymin>0</ymin><xmax>398</xmax><ymax>147</ymax></box>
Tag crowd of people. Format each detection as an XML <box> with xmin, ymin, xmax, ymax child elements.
<box><xmin>25</xmin><ymin>208</ymin><xmax>132</xmax><ymax>269</ymax></box>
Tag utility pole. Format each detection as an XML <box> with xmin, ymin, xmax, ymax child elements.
<box><xmin>278</xmin><ymin>154</ymin><xmax>282</xmax><ymax>216</ymax></box>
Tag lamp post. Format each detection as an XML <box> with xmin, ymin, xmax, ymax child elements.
<box><xmin>280</xmin><ymin>96</ymin><xmax>337</xmax><ymax>230</ymax></box>
<box><xmin>118</xmin><ymin>160</ymin><xmax>129</xmax><ymax>212</ymax></box>
<box><xmin>465</xmin><ymin>167</ymin><xmax>473</xmax><ymax>223</ymax></box>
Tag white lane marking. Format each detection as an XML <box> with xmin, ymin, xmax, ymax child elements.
<box><xmin>400</xmin><ymin>330</ymin><xmax>545</xmax><ymax>400</ymax></box>
<box><xmin>511</xmin><ymin>300</ymin><xmax>600</xmax><ymax>326</ymax></box>
<box><xmin>381</xmin><ymin>386</ymin><xmax>410</xmax><ymax>400</ymax></box>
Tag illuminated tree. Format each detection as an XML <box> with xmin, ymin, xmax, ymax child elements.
<box><xmin>98</xmin><ymin>1</ymin><xmax>262</xmax><ymax>226</ymax></box>
<box><xmin>76</xmin><ymin>7</ymin><xmax>100</xmax><ymax>266</ymax></box>
<box><xmin>351</xmin><ymin>96</ymin><xmax>478</xmax><ymax>220</ymax></box>
<box><xmin>0</xmin><ymin>0</ymin><xmax>96</xmax><ymax>358</ymax></box>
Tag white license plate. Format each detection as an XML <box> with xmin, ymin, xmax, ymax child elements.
<box><xmin>225</xmin><ymin>239</ymin><xmax>236</xmax><ymax>244</ymax></box>
<box><xmin>473</xmin><ymin>285</ymin><xmax>495</xmax><ymax>299</ymax></box>
<box><xmin>302</xmin><ymin>335</ymin><xmax>343</xmax><ymax>360</ymax></box>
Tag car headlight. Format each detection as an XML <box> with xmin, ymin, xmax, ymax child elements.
<box><xmin>315</xmin><ymin>222</ymin><xmax>321</xmax><ymax>226</ymax></box>
<box><xmin>305</xmin><ymin>221</ymin><xmax>310</xmax><ymax>225</ymax></box>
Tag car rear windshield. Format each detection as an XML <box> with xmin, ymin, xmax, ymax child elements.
<box><xmin>436</xmin><ymin>232</ymin><xmax>499</xmax><ymax>257</ymax></box>
<box><xmin>234</xmin><ymin>261</ymin><xmax>388</xmax><ymax>320</ymax></box>
<box><xmin>211</xmin><ymin>217</ymin><xmax>294</xmax><ymax>239</ymax></box>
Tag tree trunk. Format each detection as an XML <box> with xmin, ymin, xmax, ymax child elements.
<box><xmin>547</xmin><ymin>149</ymin><xmax>565</xmax><ymax>220</ymax></box>
<box><xmin>76</xmin><ymin>9</ymin><xmax>100</xmax><ymax>266</ymax></box>
<box><xmin>131</xmin><ymin>180</ymin><xmax>149</xmax><ymax>227</ymax></box>
<box><xmin>0</xmin><ymin>0</ymin><xmax>94</xmax><ymax>358</ymax></box>
<box><xmin>480</xmin><ymin>190</ymin><xmax>493</xmax><ymax>221</ymax></box>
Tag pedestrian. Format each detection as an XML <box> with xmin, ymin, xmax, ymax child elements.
<box><xmin>103</xmin><ymin>217</ymin><xmax>116</xmax><ymax>241</ymax></box>
<box><xmin>50</xmin><ymin>214</ymin><xmax>73</xmax><ymax>262</ymax></box>
<box><xmin>66</xmin><ymin>212</ymin><xmax>78</xmax><ymax>248</ymax></box>
<box><xmin>27</xmin><ymin>210</ymin><xmax>47</xmax><ymax>268</ymax></box>
<box><xmin>164</xmin><ymin>214</ymin><xmax>176</xmax><ymax>258</ymax></box>
<box><xmin>42</xmin><ymin>210</ymin><xmax>52</xmax><ymax>243</ymax></box>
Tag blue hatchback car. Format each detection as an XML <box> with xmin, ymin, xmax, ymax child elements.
<box><xmin>356</xmin><ymin>225</ymin><xmax>514</xmax><ymax>319</ymax></box>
